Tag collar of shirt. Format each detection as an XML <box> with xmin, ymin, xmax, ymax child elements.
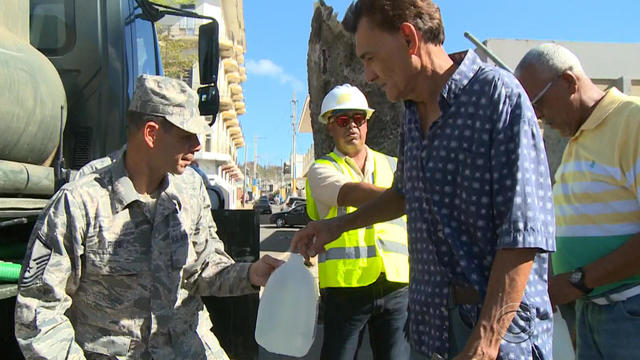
<box><xmin>439</xmin><ymin>50</ymin><xmax>484</xmax><ymax>109</ymax></box>
<box><xmin>331</xmin><ymin>146</ymin><xmax>374</xmax><ymax>183</ymax></box>
<box><xmin>573</xmin><ymin>88</ymin><xmax>625</xmax><ymax>138</ymax></box>
<box><xmin>109</xmin><ymin>151</ymin><xmax>173</xmax><ymax>213</ymax></box>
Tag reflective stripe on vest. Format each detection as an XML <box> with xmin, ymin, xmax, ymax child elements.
<box><xmin>307</xmin><ymin>149</ymin><xmax>409</xmax><ymax>288</ymax></box>
<box><xmin>318</xmin><ymin>238</ymin><xmax>409</xmax><ymax>263</ymax></box>
<box><xmin>376</xmin><ymin>238</ymin><xmax>409</xmax><ymax>257</ymax></box>
<box><xmin>319</xmin><ymin>245</ymin><xmax>377</xmax><ymax>262</ymax></box>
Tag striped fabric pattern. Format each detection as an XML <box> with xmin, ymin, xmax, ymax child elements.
<box><xmin>552</xmin><ymin>88</ymin><xmax>640</xmax><ymax>295</ymax></box>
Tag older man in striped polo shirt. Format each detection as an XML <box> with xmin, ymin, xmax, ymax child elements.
<box><xmin>517</xmin><ymin>43</ymin><xmax>640</xmax><ymax>359</ymax></box>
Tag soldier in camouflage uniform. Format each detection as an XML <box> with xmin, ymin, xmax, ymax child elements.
<box><xmin>71</xmin><ymin>145</ymin><xmax>125</xmax><ymax>180</ymax></box>
<box><xmin>15</xmin><ymin>75</ymin><xmax>283</xmax><ymax>359</ymax></box>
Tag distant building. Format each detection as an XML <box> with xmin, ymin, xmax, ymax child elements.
<box><xmin>299</xmin><ymin>95</ymin><xmax>315</xmax><ymax>176</ymax></box>
<box><xmin>289</xmin><ymin>95</ymin><xmax>314</xmax><ymax>197</ymax></box>
<box><xmin>301</xmin><ymin>144</ymin><xmax>315</xmax><ymax>177</ymax></box>
<box><xmin>478</xmin><ymin>39</ymin><xmax>640</xmax><ymax>178</ymax></box>
<box><xmin>481</xmin><ymin>39</ymin><xmax>640</xmax><ymax>95</ymax></box>
<box><xmin>158</xmin><ymin>0</ymin><xmax>247</xmax><ymax>209</ymax></box>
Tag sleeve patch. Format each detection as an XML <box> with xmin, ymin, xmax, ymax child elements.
<box><xmin>20</xmin><ymin>237</ymin><xmax>53</xmax><ymax>288</ymax></box>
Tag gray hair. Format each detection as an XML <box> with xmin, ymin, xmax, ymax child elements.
<box><xmin>515</xmin><ymin>43</ymin><xmax>586</xmax><ymax>78</ymax></box>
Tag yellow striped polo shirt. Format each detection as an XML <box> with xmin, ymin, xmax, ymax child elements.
<box><xmin>552</xmin><ymin>88</ymin><xmax>640</xmax><ymax>296</ymax></box>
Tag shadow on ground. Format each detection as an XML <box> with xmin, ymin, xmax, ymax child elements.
<box><xmin>258</xmin><ymin>323</ymin><xmax>373</xmax><ymax>360</ymax></box>
<box><xmin>260</xmin><ymin>230</ymin><xmax>296</xmax><ymax>252</ymax></box>
<box><xmin>259</xmin><ymin>214</ymin><xmax>272</xmax><ymax>225</ymax></box>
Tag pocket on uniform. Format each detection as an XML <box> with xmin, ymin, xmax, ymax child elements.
<box><xmin>85</xmin><ymin>251</ymin><xmax>146</xmax><ymax>275</ymax></box>
<box><xmin>171</xmin><ymin>230</ymin><xmax>190</xmax><ymax>270</ymax></box>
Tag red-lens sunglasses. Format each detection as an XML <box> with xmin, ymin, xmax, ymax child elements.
<box><xmin>330</xmin><ymin>112</ymin><xmax>367</xmax><ymax>127</ymax></box>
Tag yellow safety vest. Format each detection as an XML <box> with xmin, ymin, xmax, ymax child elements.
<box><xmin>306</xmin><ymin>150</ymin><xmax>409</xmax><ymax>288</ymax></box>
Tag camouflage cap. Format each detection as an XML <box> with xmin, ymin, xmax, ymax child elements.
<box><xmin>129</xmin><ymin>74</ymin><xmax>211</xmax><ymax>134</ymax></box>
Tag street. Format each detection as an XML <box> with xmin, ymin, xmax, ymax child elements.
<box><xmin>257</xmin><ymin>211</ymin><xmax>373</xmax><ymax>360</ymax></box>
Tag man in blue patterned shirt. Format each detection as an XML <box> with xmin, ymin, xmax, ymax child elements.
<box><xmin>292</xmin><ymin>1</ymin><xmax>555</xmax><ymax>359</ymax></box>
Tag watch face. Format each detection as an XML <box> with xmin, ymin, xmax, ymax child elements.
<box><xmin>570</xmin><ymin>271</ymin><xmax>582</xmax><ymax>284</ymax></box>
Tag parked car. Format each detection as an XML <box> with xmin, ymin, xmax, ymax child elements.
<box><xmin>291</xmin><ymin>200</ymin><xmax>306</xmax><ymax>209</ymax></box>
<box><xmin>270</xmin><ymin>204</ymin><xmax>310</xmax><ymax>228</ymax></box>
<box><xmin>283</xmin><ymin>196</ymin><xmax>306</xmax><ymax>211</ymax></box>
<box><xmin>253</xmin><ymin>198</ymin><xmax>272</xmax><ymax>214</ymax></box>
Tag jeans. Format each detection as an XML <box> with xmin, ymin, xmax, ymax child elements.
<box><xmin>320</xmin><ymin>275</ymin><xmax>410</xmax><ymax>360</ymax></box>
<box><xmin>576</xmin><ymin>293</ymin><xmax>640</xmax><ymax>359</ymax></box>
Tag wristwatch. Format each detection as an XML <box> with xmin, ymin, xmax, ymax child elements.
<box><xmin>569</xmin><ymin>267</ymin><xmax>593</xmax><ymax>294</ymax></box>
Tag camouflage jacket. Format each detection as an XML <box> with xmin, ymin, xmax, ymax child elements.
<box><xmin>15</xmin><ymin>154</ymin><xmax>256</xmax><ymax>359</ymax></box>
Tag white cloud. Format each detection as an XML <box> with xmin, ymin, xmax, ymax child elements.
<box><xmin>246</xmin><ymin>59</ymin><xmax>282</xmax><ymax>76</ymax></box>
<box><xmin>246</xmin><ymin>58</ymin><xmax>305</xmax><ymax>92</ymax></box>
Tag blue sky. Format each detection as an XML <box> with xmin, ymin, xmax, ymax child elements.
<box><xmin>238</xmin><ymin>0</ymin><xmax>639</xmax><ymax>167</ymax></box>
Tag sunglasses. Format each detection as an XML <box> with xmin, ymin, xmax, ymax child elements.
<box><xmin>530</xmin><ymin>74</ymin><xmax>562</xmax><ymax>113</ymax></box>
<box><xmin>329</xmin><ymin>112</ymin><xmax>367</xmax><ymax>127</ymax></box>
<box><xmin>531</xmin><ymin>81</ymin><xmax>553</xmax><ymax>106</ymax></box>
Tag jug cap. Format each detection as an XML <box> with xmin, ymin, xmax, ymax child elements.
<box><xmin>289</xmin><ymin>253</ymin><xmax>304</xmax><ymax>264</ymax></box>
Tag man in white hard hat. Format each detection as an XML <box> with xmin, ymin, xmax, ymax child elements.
<box><xmin>304</xmin><ymin>84</ymin><xmax>410</xmax><ymax>359</ymax></box>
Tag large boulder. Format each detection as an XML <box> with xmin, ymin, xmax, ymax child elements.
<box><xmin>307</xmin><ymin>1</ymin><xmax>404</xmax><ymax>158</ymax></box>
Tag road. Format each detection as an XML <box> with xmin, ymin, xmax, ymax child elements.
<box><xmin>257</xmin><ymin>211</ymin><xmax>373</xmax><ymax>360</ymax></box>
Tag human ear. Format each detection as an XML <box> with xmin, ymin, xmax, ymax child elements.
<box><xmin>399</xmin><ymin>22</ymin><xmax>419</xmax><ymax>56</ymax></box>
<box><xmin>143</xmin><ymin>121</ymin><xmax>160</xmax><ymax>148</ymax></box>
<box><xmin>562</xmin><ymin>71</ymin><xmax>579</xmax><ymax>94</ymax></box>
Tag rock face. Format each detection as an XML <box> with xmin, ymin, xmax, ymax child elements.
<box><xmin>307</xmin><ymin>1</ymin><xmax>566</xmax><ymax>181</ymax></box>
<box><xmin>307</xmin><ymin>1</ymin><xmax>404</xmax><ymax>158</ymax></box>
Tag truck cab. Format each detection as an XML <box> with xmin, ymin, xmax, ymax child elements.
<box><xmin>30</xmin><ymin>0</ymin><xmax>163</xmax><ymax>168</ymax></box>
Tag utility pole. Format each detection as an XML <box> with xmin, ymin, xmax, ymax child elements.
<box><xmin>291</xmin><ymin>92</ymin><xmax>297</xmax><ymax>196</ymax></box>
<box><xmin>252</xmin><ymin>135</ymin><xmax>265</xmax><ymax>198</ymax></box>
<box><xmin>253</xmin><ymin>135</ymin><xmax>258</xmax><ymax>197</ymax></box>
<box><xmin>242</xmin><ymin>145</ymin><xmax>248</xmax><ymax>206</ymax></box>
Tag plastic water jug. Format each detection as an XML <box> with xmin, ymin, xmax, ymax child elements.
<box><xmin>553</xmin><ymin>310</ymin><xmax>575</xmax><ymax>360</ymax></box>
<box><xmin>255</xmin><ymin>254</ymin><xmax>318</xmax><ymax>357</ymax></box>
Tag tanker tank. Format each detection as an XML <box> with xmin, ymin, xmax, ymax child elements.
<box><xmin>0</xmin><ymin>1</ymin><xmax>66</xmax><ymax>167</ymax></box>
<box><xmin>0</xmin><ymin>1</ymin><xmax>66</xmax><ymax>196</ymax></box>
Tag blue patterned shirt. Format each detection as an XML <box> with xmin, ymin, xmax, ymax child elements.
<box><xmin>393</xmin><ymin>51</ymin><xmax>555</xmax><ymax>359</ymax></box>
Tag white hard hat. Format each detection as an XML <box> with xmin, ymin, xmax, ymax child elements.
<box><xmin>319</xmin><ymin>84</ymin><xmax>375</xmax><ymax>124</ymax></box>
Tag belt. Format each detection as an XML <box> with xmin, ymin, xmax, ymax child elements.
<box><xmin>590</xmin><ymin>284</ymin><xmax>640</xmax><ymax>305</ymax></box>
<box><xmin>452</xmin><ymin>285</ymin><xmax>480</xmax><ymax>305</ymax></box>
<box><xmin>321</xmin><ymin>273</ymin><xmax>407</xmax><ymax>296</ymax></box>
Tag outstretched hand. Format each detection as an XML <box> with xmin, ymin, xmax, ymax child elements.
<box><xmin>249</xmin><ymin>255</ymin><xmax>285</xmax><ymax>287</ymax></box>
<box><xmin>290</xmin><ymin>218</ymin><xmax>344</xmax><ymax>261</ymax></box>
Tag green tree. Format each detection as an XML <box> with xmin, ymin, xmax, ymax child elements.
<box><xmin>158</xmin><ymin>33</ymin><xmax>198</xmax><ymax>80</ymax></box>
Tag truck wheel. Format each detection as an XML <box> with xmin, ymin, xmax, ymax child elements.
<box><xmin>276</xmin><ymin>217</ymin><xmax>285</xmax><ymax>228</ymax></box>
